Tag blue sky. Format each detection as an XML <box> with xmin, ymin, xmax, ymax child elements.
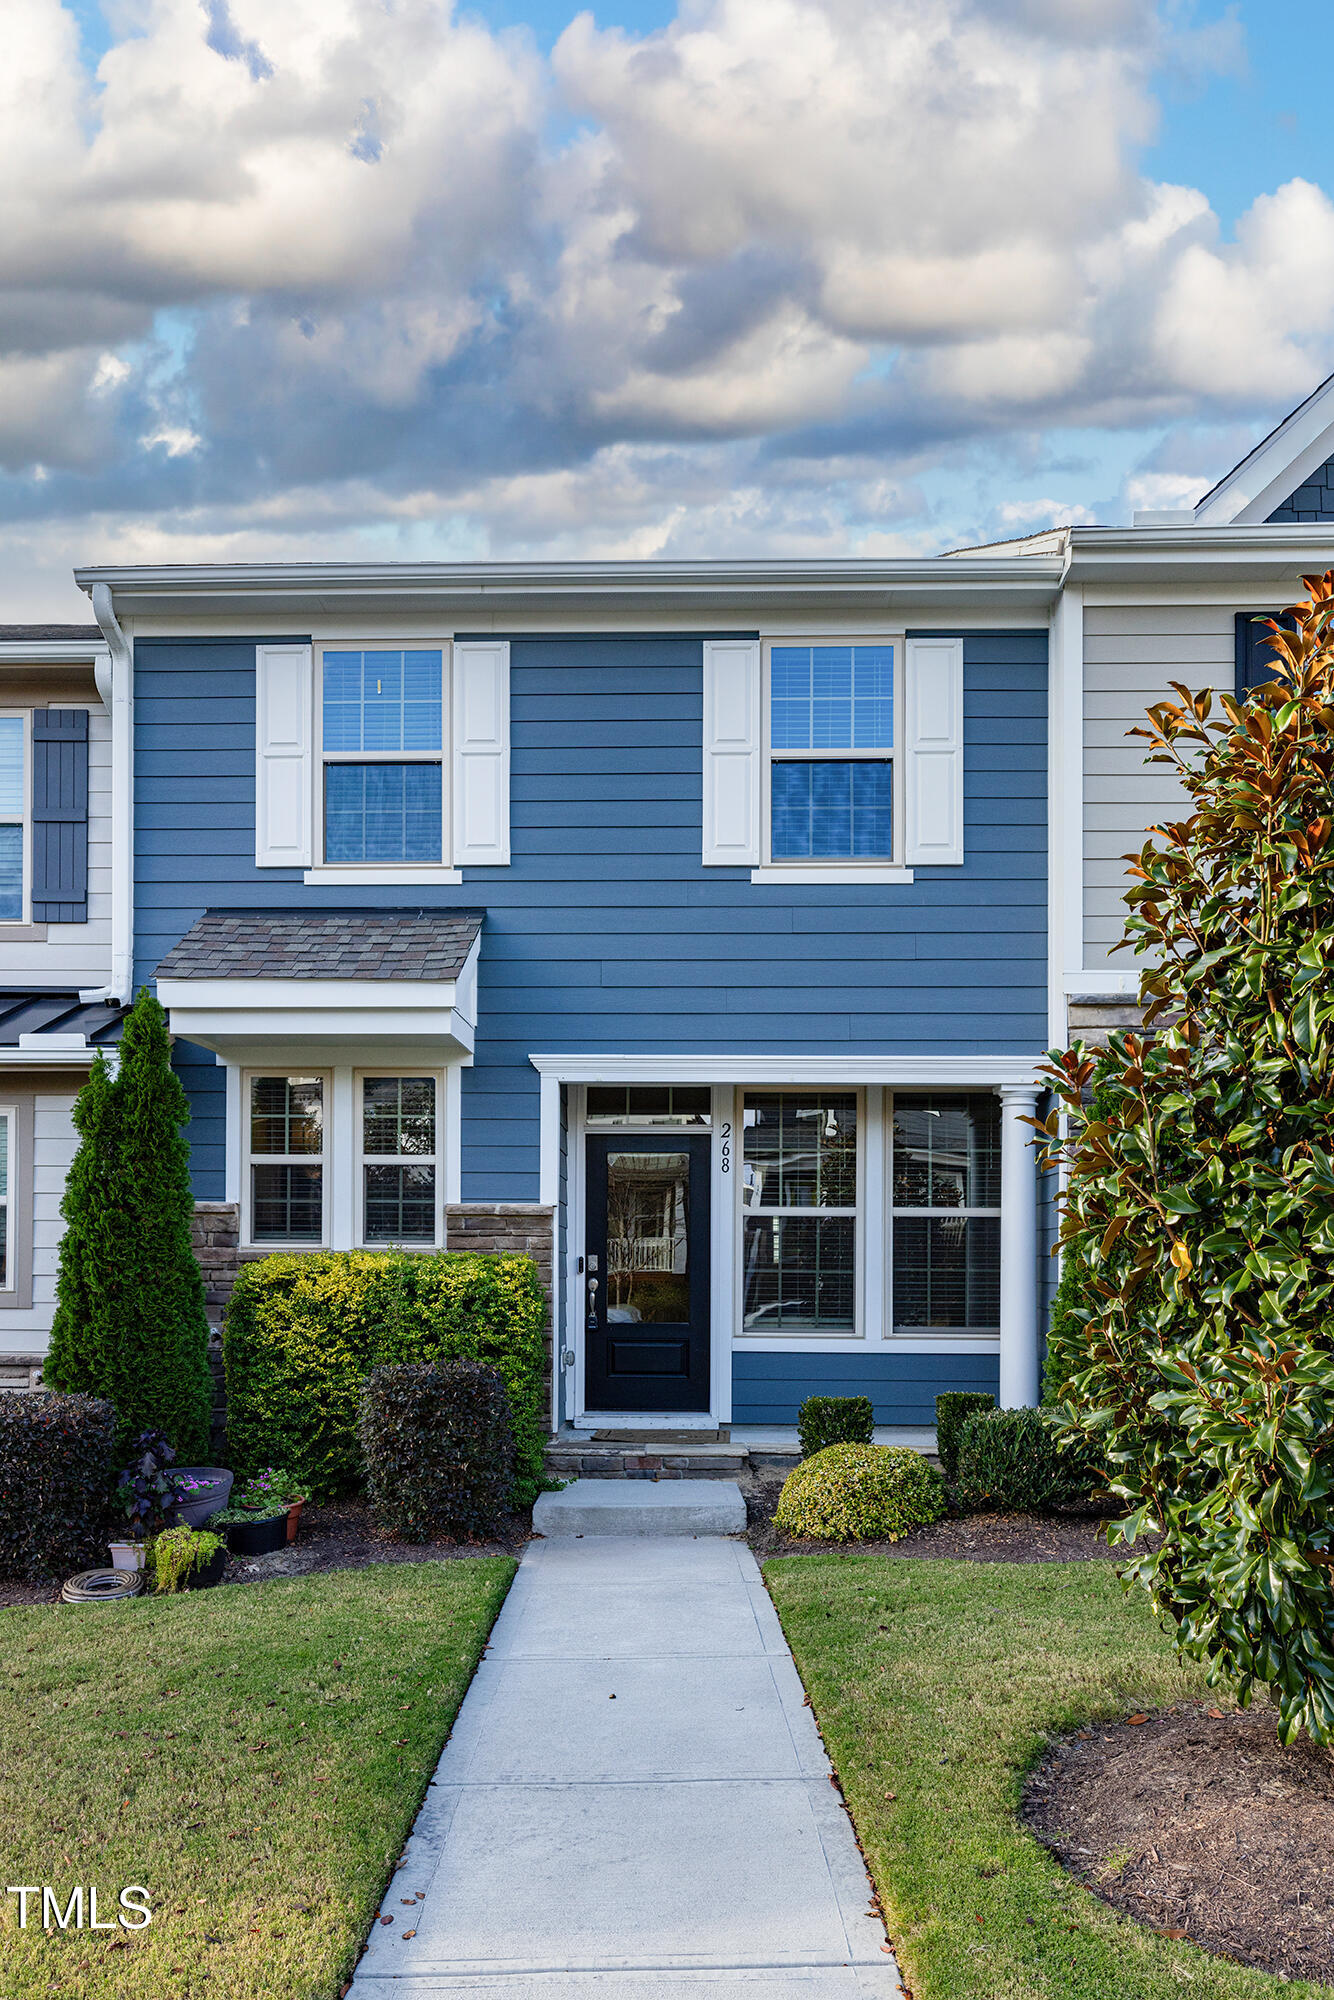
<box><xmin>9</xmin><ymin>0</ymin><xmax>1334</xmax><ymax>613</ymax></box>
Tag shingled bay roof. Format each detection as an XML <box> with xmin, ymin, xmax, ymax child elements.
<box><xmin>156</xmin><ymin>909</ymin><xmax>484</xmax><ymax>982</ymax></box>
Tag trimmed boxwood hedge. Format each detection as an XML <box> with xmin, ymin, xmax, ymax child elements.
<box><xmin>223</xmin><ymin>1250</ymin><xmax>547</xmax><ymax>1504</ymax></box>
<box><xmin>934</xmin><ymin>1390</ymin><xmax>995</xmax><ymax>1481</ymax></box>
<box><xmin>0</xmin><ymin>1390</ymin><xmax>118</xmax><ymax>1580</ymax></box>
<box><xmin>359</xmin><ymin>1361</ymin><xmax>516</xmax><ymax>1541</ymax></box>
<box><xmin>797</xmin><ymin>1394</ymin><xmax>874</xmax><ymax>1458</ymax></box>
<box><xmin>953</xmin><ymin>1405</ymin><xmax>1103</xmax><ymax>1514</ymax></box>
<box><xmin>774</xmin><ymin>1443</ymin><xmax>944</xmax><ymax>1543</ymax></box>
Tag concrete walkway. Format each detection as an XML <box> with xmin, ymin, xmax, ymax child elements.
<box><xmin>348</xmin><ymin>1534</ymin><xmax>903</xmax><ymax>1996</ymax></box>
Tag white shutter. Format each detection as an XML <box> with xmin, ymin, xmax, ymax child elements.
<box><xmin>255</xmin><ymin>643</ymin><xmax>312</xmax><ymax>868</ymax></box>
<box><xmin>904</xmin><ymin>636</ymin><xmax>964</xmax><ymax>866</ymax></box>
<box><xmin>702</xmin><ymin>640</ymin><xmax>761</xmax><ymax>866</ymax></box>
<box><xmin>452</xmin><ymin>640</ymin><xmax>510</xmax><ymax>866</ymax></box>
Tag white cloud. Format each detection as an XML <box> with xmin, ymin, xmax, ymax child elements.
<box><xmin>0</xmin><ymin>0</ymin><xmax>1328</xmax><ymax>598</ymax></box>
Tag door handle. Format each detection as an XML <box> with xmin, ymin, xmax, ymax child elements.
<box><xmin>586</xmin><ymin>1275</ymin><xmax>599</xmax><ymax>1331</ymax></box>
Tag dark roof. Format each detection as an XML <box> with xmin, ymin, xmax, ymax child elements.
<box><xmin>0</xmin><ymin>991</ymin><xmax>125</xmax><ymax>1046</ymax></box>
<box><xmin>0</xmin><ymin>625</ymin><xmax>102</xmax><ymax>641</ymax></box>
<box><xmin>156</xmin><ymin>909</ymin><xmax>485</xmax><ymax>982</ymax></box>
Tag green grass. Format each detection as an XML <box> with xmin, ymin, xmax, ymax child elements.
<box><xmin>0</xmin><ymin>1559</ymin><xmax>514</xmax><ymax>2000</ymax></box>
<box><xmin>764</xmin><ymin>1555</ymin><xmax>1334</xmax><ymax>2000</ymax></box>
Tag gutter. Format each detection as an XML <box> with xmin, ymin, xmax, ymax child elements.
<box><xmin>81</xmin><ymin>583</ymin><xmax>134</xmax><ymax>1007</ymax></box>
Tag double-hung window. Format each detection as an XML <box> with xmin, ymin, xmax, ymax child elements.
<box><xmin>246</xmin><ymin>1074</ymin><xmax>326</xmax><ymax>1245</ymax></box>
<box><xmin>891</xmin><ymin>1093</ymin><xmax>1000</xmax><ymax>1333</ymax></box>
<box><xmin>359</xmin><ymin>1075</ymin><xmax>440</xmax><ymax>1245</ymax></box>
<box><xmin>767</xmin><ymin>643</ymin><xmax>896</xmax><ymax>864</ymax></box>
<box><xmin>742</xmin><ymin>1091</ymin><xmax>858</xmax><ymax>1331</ymax></box>
<box><xmin>0</xmin><ymin>715</ymin><xmax>27</xmax><ymax>922</ymax></box>
<box><xmin>321</xmin><ymin>649</ymin><xmax>444</xmax><ymax>867</ymax></box>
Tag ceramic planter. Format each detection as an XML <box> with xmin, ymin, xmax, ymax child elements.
<box><xmin>172</xmin><ymin>1467</ymin><xmax>234</xmax><ymax>1529</ymax></box>
<box><xmin>285</xmin><ymin>1499</ymin><xmax>306</xmax><ymax>1543</ymax></box>
<box><xmin>108</xmin><ymin>1540</ymin><xmax>148</xmax><ymax>1573</ymax></box>
<box><xmin>223</xmin><ymin>1512</ymin><xmax>288</xmax><ymax>1556</ymax></box>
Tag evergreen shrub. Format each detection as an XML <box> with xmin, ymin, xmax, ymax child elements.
<box><xmin>773</xmin><ymin>1443</ymin><xmax>944</xmax><ymax>1542</ymax></box>
<box><xmin>223</xmin><ymin>1249</ymin><xmax>547</xmax><ymax>1503</ymax></box>
<box><xmin>43</xmin><ymin>992</ymin><xmax>212</xmax><ymax>1459</ymax></box>
<box><xmin>934</xmin><ymin>1390</ymin><xmax>995</xmax><ymax>1480</ymax></box>
<box><xmin>358</xmin><ymin>1361</ymin><xmax>516</xmax><ymax>1541</ymax></box>
<box><xmin>953</xmin><ymin>1406</ymin><xmax>1101</xmax><ymax>1514</ymax></box>
<box><xmin>0</xmin><ymin>1390</ymin><xmax>117</xmax><ymax>1580</ymax></box>
<box><xmin>1040</xmin><ymin>572</ymin><xmax>1334</xmax><ymax>1742</ymax></box>
<box><xmin>797</xmin><ymin>1394</ymin><xmax>874</xmax><ymax>1457</ymax></box>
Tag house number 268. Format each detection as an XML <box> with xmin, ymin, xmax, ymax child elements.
<box><xmin>720</xmin><ymin>1122</ymin><xmax>731</xmax><ymax>1173</ymax></box>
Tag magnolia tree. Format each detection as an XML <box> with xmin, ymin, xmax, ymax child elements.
<box><xmin>1040</xmin><ymin>571</ymin><xmax>1334</xmax><ymax>1745</ymax></box>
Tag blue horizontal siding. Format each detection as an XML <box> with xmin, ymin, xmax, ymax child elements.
<box><xmin>731</xmin><ymin>1348</ymin><xmax>1000</xmax><ymax>1426</ymax></box>
<box><xmin>134</xmin><ymin>630</ymin><xmax>1047</xmax><ymax>1201</ymax></box>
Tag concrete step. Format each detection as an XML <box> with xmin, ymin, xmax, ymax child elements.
<box><xmin>533</xmin><ymin>1477</ymin><xmax>748</xmax><ymax>1537</ymax></box>
<box><xmin>545</xmin><ymin>1440</ymin><xmax>749</xmax><ymax>1482</ymax></box>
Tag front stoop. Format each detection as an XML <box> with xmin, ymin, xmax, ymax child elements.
<box><xmin>534</xmin><ymin>1477</ymin><xmax>748</xmax><ymax>1536</ymax></box>
<box><xmin>545</xmin><ymin>1439</ymin><xmax>755</xmax><ymax>1483</ymax></box>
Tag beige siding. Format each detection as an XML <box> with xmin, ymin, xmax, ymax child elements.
<box><xmin>0</xmin><ymin>1088</ymin><xmax>75</xmax><ymax>1354</ymax></box>
<box><xmin>1082</xmin><ymin>603</ymin><xmax>1233</xmax><ymax>966</ymax></box>
<box><xmin>0</xmin><ymin>703</ymin><xmax>112</xmax><ymax>987</ymax></box>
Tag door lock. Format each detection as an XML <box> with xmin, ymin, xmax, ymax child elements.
<box><xmin>586</xmin><ymin>1274</ymin><xmax>599</xmax><ymax>1331</ymax></box>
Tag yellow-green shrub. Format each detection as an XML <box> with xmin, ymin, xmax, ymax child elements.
<box><xmin>223</xmin><ymin>1250</ymin><xmax>547</xmax><ymax>1504</ymax></box>
<box><xmin>773</xmin><ymin>1442</ymin><xmax>944</xmax><ymax>1543</ymax></box>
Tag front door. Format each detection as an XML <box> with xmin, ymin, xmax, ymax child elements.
<box><xmin>584</xmin><ymin>1134</ymin><xmax>711</xmax><ymax>1412</ymax></box>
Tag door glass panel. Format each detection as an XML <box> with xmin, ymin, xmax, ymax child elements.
<box><xmin>605</xmin><ymin>1151</ymin><xmax>690</xmax><ymax>1324</ymax></box>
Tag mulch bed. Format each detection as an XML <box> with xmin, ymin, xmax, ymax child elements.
<box><xmin>743</xmin><ymin>1468</ymin><xmax>1130</xmax><ymax>1562</ymax></box>
<box><xmin>1024</xmin><ymin>1700</ymin><xmax>1334</xmax><ymax>1984</ymax></box>
<box><xmin>0</xmin><ymin>1497</ymin><xmax>530</xmax><ymax>1610</ymax></box>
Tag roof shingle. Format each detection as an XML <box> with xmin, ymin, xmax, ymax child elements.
<box><xmin>156</xmin><ymin>909</ymin><xmax>484</xmax><ymax>982</ymax></box>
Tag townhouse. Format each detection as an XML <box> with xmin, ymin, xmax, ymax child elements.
<box><xmin>2</xmin><ymin>372</ymin><xmax>1333</xmax><ymax>1434</ymax></box>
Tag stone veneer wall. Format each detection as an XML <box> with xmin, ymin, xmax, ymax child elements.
<box><xmin>1066</xmin><ymin>1000</ymin><xmax>1146</xmax><ymax>1051</ymax></box>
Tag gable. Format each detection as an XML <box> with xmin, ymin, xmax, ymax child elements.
<box><xmin>1266</xmin><ymin>450</ymin><xmax>1334</xmax><ymax>522</ymax></box>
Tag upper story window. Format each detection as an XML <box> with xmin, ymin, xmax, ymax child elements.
<box><xmin>0</xmin><ymin>716</ymin><xmax>26</xmax><ymax>922</ymax></box>
<box><xmin>320</xmin><ymin>649</ymin><xmax>445</xmax><ymax>867</ymax></box>
<box><xmin>767</xmin><ymin>643</ymin><xmax>897</xmax><ymax>864</ymax></box>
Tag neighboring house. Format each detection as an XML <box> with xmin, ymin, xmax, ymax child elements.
<box><xmin>0</xmin><ymin>624</ymin><xmax>129</xmax><ymax>1391</ymax></box>
<box><xmin>4</xmin><ymin>376</ymin><xmax>1334</xmax><ymax>1435</ymax></box>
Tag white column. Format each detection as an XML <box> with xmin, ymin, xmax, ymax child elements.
<box><xmin>998</xmin><ymin>1084</ymin><xmax>1041</xmax><ymax>1409</ymax></box>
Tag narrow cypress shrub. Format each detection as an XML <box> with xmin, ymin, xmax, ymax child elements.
<box><xmin>44</xmin><ymin>991</ymin><xmax>212</xmax><ymax>1460</ymax></box>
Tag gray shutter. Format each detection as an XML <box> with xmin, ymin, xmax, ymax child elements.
<box><xmin>32</xmin><ymin>708</ymin><xmax>89</xmax><ymax>921</ymax></box>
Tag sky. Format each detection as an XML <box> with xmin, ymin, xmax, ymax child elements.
<box><xmin>8</xmin><ymin>0</ymin><xmax>1334</xmax><ymax>617</ymax></box>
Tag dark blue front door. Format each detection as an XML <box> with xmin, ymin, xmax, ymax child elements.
<box><xmin>584</xmin><ymin>1134</ymin><xmax>711</xmax><ymax>1412</ymax></box>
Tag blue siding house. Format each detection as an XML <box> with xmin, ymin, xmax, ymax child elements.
<box><xmin>70</xmin><ymin>560</ymin><xmax>1055</xmax><ymax>1437</ymax></box>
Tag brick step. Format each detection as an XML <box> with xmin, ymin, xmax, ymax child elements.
<box><xmin>546</xmin><ymin>1441</ymin><xmax>754</xmax><ymax>1482</ymax></box>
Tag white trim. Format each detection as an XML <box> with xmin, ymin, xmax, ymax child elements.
<box><xmin>538</xmin><ymin>1069</ymin><xmax>560</xmax><ymax>1207</ymax></box>
<box><xmin>443</xmin><ymin>1061</ymin><xmax>462</xmax><ymax>1205</ymax></box>
<box><xmin>749</xmin><ymin>865</ymin><xmax>914</xmax><ymax>885</ymax></box>
<box><xmin>739</xmin><ymin>1336</ymin><xmax>1001</xmax><ymax>1355</ymax></box>
<box><xmin>571</xmin><ymin>1413</ymin><xmax>722</xmax><ymax>1433</ymax></box>
<box><xmin>255</xmin><ymin>643</ymin><xmax>314</xmax><ymax>869</ymax></box>
<box><xmin>303</xmin><ymin>867</ymin><xmax>463</xmax><ymax>886</ymax></box>
<box><xmin>998</xmin><ymin>1084</ymin><xmax>1041</xmax><ymax>1408</ymax></box>
<box><xmin>1062</xmin><ymin>970</ymin><xmax>1139</xmax><ymax>999</ymax></box>
<box><xmin>0</xmin><ymin>638</ymin><xmax>109</xmax><ymax>665</ymax></box>
<box><xmin>0</xmin><ymin>1104</ymin><xmax>15</xmax><ymax>1297</ymax></box>
<box><xmin>903</xmin><ymin>636</ymin><xmax>964</xmax><ymax>866</ymax></box>
<box><xmin>452</xmin><ymin>639</ymin><xmax>510</xmax><ymax>866</ymax></box>
<box><xmin>330</xmin><ymin>1067</ymin><xmax>355</xmax><ymax>1249</ymax></box>
<box><xmin>702</xmin><ymin>639</ymin><xmax>761</xmax><ymax>867</ymax></box>
<box><xmin>1049</xmin><ymin>582</ymin><xmax>1083</xmax><ymax>1044</ymax></box>
<box><xmin>862</xmin><ymin>1085</ymin><xmax>886</xmax><ymax>1345</ymax></box>
<box><xmin>0</xmin><ymin>1048</ymin><xmax>98</xmax><ymax>1069</ymax></box>
<box><xmin>712</xmin><ymin>1084</ymin><xmax>734</xmax><ymax>1423</ymax></box>
<box><xmin>224</xmin><ymin>1061</ymin><xmax>241</xmax><ymax>1204</ymax></box>
<box><xmin>158</xmin><ymin>973</ymin><xmax>476</xmax><ymax>1060</ymax></box>
<box><xmin>1193</xmin><ymin>373</ymin><xmax>1334</xmax><ymax>526</ymax></box>
<box><xmin>90</xmin><ymin>585</ymin><xmax>133</xmax><ymax>1003</ymax></box>
<box><xmin>531</xmin><ymin>1053</ymin><xmax>1043</xmax><ymax>1087</ymax></box>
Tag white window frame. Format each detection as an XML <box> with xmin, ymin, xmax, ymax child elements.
<box><xmin>887</xmin><ymin>1088</ymin><xmax>1002</xmax><ymax>1340</ymax></box>
<box><xmin>0</xmin><ymin>711</ymin><xmax>31</xmax><ymax>925</ymax></box>
<box><xmin>312</xmin><ymin>643</ymin><xmax>455</xmax><ymax>879</ymax></box>
<box><xmin>0</xmin><ymin>1104</ymin><xmax>15</xmax><ymax>1294</ymax></box>
<box><xmin>242</xmin><ymin>1069</ymin><xmax>331</xmax><ymax>1251</ymax></box>
<box><xmin>354</xmin><ymin>1069</ymin><xmax>446</xmax><ymax>1250</ymax></box>
<box><xmin>738</xmin><ymin>1085</ymin><xmax>865</xmax><ymax>1340</ymax></box>
<box><xmin>758</xmin><ymin>638</ymin><xmax>906</xmax><ymax>883</ymax></box>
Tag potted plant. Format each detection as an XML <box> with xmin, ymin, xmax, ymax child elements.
<box><xmin>151</xmin><ymin>1524</ymin><xmax>226</xmax><ymax>1592</ymax></box>
<box><xmin>214</xmin><ymin>1468</ymin><xmax>292</xmax><ymax>1556</ymax></box>
<box><xmin>170</xmin><ymin>1466</ymin><xmax>234</xmax><ymax>1527</ymax></box>
<box><xmin>110</xmin><ymin>1430</ymin><xmax>180</xmax><ymax>1571</ymax></box>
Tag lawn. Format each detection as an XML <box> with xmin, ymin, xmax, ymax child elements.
<box><xmin>765</xmin><ymin>1555</ymin><xmax>1334</xmax><ymax>2000</ymax></box>
<box><xmin>0</xmin><ymin>1559</ymin><xmax>514</xmax><ymax>2000</ymax></box>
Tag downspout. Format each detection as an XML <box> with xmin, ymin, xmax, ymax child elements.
<box><xmin>82</xmin><ymin>582</ymin><xmax>134</xmax><ymax>1006</ymax></box>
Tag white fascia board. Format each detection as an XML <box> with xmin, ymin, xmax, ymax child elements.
<box><xmin>1066</xmin><ymin>525</ymin><xmax>1334</xmax><ymax>587</ymax></box>
<box><xmin>529</xmin><ymin>1053</ymin><xmax>1046</xmax><ymax>1087</ymax></box>
<box><xmin>1063</xmin><ymin>971</ymin><xmax>1140</xmax><ymax>1000</ymax></box>
<box><xmin>76</xmin><ymin>557</ymin><xmax>1066</xmax><ymax>625</ymax></box>
<box><xmin>1193</xmin><ymin>375</ymin><xmax>1334</xmax><ymax>526</ymax></box>
<box><xmin>157</xmin><ymin>977</ymin><xmax>461</xmax><ymax>1010</ymax></box>
<box><xmin>0</xmin><ymin>1047</ymin><xmax>97</xmax><ymax>1068</ymax></box>
<box><xmin>0</xmin><ymin>639</ymin><xmax>109</xmax><ymax>665</ymax></box>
